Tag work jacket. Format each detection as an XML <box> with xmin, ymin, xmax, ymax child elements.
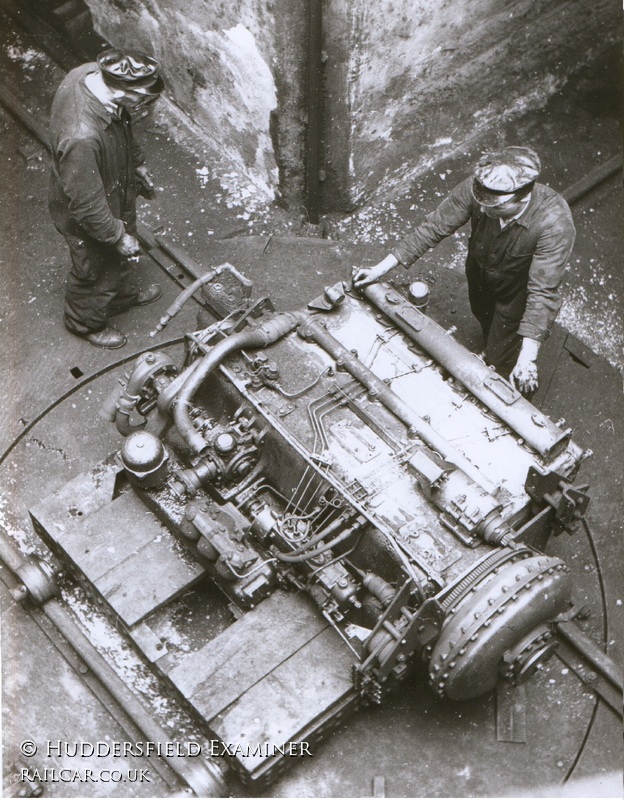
<box><xmin>48</xmin><ymin>63</ymin><xmax>143</xmax><ymax>245</ymax></box>
<box><xmin>392</xmin><ymin>177</ymin><xmax>576</xmax><ymax>342</ymax></box>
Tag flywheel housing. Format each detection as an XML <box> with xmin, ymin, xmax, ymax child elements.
<box><xmin>429</xmin><ymin>549</ymin><xmax>571</xmax><ymax>701</ymax></box>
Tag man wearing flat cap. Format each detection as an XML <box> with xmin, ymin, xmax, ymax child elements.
<box><xmin>49</xmin><ymin>49</ymin><xmax>164</xmax><ymax>348</ymax></box>
<box><xmin>353</xmin><ymin>146</ymin><xmax>576</xmax><ymax>395</ymax></box>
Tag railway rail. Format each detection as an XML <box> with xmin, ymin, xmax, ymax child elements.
<box><xmin>1</xmin><ymin>5</ymin><xmax>622</xmax><ymax>796</ymax></box>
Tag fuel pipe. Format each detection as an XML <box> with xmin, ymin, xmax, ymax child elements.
<box><xmin>363</xmin><ymin>283</ymin><xmax>574</xmax><ymax>460</ymax></box>
<box><xmin>278</xmin><ymin>511</ymin><xmax>355</xmax><ymax>556</ymax></box>
<box><xmin>165</xmin><ymin>307</ymin><xmax>512</xmax><ymax>543</ymax></box>
<box><xmin>297</xmin><ymin>317</ymin><xmax>497</xmax><ymax>493</ymax></box>
<box><xmin>274</xmin><ymin>514</ymin><xmax>365</xmax><ymax>563</ymax></box>
<box><xmin>297</xmin><ymin>317</ymin><xmax>518</xmax><ymax>545</ymax></box>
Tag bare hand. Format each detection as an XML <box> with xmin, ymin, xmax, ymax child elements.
<box><xmin>115</xmin><ymin>232</ymin><xmax>140</xmax><ymax>257</ymax></box>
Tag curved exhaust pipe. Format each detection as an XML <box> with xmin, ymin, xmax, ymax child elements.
<box><xmin>172</xmin><ymin>313</ymin><xmax>301</xmax><ymax>453</ymax></box>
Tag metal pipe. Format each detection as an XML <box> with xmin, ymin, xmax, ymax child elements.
<box><xmin>43</xmin><ymin>603</ymin><xmax>227</xmax><ymax>796</ymax></box>
<box><xmin>0</xmin><ymin>83</ymin><xmax>50</xmax><ymax>149</ymax></box>
<box><xmin>304</xmin><ymin>0</ymin><xmax>323</xmax><ymax>223</ymax></box>
<box><xmin>364</xmin><ymin>283</ymin><xmax>571</xmax><ymax>460</ymax></box>
<box><xmin>110</xmin><ymin>353</ymin><xmax>177</xmax><ymax>435</ymax></box>
<box><xmin>563</xmin><ymin>154</ymin><xmax>623</xmax><ymax>205</ymax></box>
<box><xmin>297</xmin><ymin>317</ymin><xmax>497</xmax><ymax>492</ymax></box>
<box><xmin>0</xmin><ymin>530</ymin><xmax>26</xmax><ymax>573</ymax></box>
<box><xmin>172</xmin><ymin>313</ymin><xmax>301</xmax><ymax>453</ymax></box>
<box><xmin>557</xmin><ymin>620</ymin><xmax>623</xmax><ymax>691</ymax></box>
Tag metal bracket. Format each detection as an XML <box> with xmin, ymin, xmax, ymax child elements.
<box><xmin>483</xmin><ymin>373</ymin><xmax>521</xmax><ymax>405</ymax></box>
<box><xmin>229</xmin><ymin>296</ymin><xmax>275</xmax><ymax>332</ymax></box>
<box><xmin>525</xmin><ymin>467</ymin><xmax>590</xmax><ymax>535</ymax></box>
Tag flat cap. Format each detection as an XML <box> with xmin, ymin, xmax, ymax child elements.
<box><xmin>97</xmin><ymin>49</ymin><xmax>163</xmax><ymax>95</ymax></box>
<box><xmin>472</xmin><ymin>146</ymin><xmax>541</xmax><ymax>207</ymax></box>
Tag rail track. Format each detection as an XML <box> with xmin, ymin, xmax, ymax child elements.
<box><xmin>1</xmin><ymin>4</ymin><xmax>622</xmax><ymax>796</ymax></box>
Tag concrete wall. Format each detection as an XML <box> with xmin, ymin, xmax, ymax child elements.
<box><xmin>84</xmin><ymin>0</ymin><xmax>621</xmax><ymax>211</ymax></box>
<box><xmin>321</xmin><ymin>0</ymin><xmax>621</xmax><ymax>208</ymax></box>
<box><xmin>85</xmin><ymin>0</ymin><xmax>288</xmax><ymax>201</ymax></box>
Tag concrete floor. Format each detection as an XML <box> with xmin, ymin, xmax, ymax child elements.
<box><xmin>0</xmin><ymin>9</ymin><xmax>622</xmax><ymax>799</ymax></box>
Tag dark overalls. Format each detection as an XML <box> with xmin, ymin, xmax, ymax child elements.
<box><xmin>48</xmin><ymin>64</ymin><xmax>143</xmax><ymax>335</ymax></box>
<box><xmin>465</xmin><ymin>211</ymin><xmax>535</xmax><ymax>375</ymax></box>
<box><xmin>392</xmin><ymin>178</ymin><xmax>576</xmax><ymax>378</ymax></box>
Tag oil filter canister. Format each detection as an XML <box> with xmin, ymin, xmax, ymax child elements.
<box><xmin>120</xmin><ymin>430</ymin><xmax>169</xmax><ymax>488</ymax></box>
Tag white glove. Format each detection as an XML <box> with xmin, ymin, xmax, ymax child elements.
<box><xmin>510</xmin><ymin>338</ymin><xmax>540</xmax><ymax>394</ymax></box>
<box><xmin>352</xmin><ymin>255</ymin><xmax>399</xmax><ymax>288</ymax></box>
<box><xmin>115</xmin><ymin>232</ymin><xmax>140</xmax><ymax>257</ymax></box>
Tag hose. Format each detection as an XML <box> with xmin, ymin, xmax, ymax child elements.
<box><xmin>149</xmin><ymin>267</ymin><xmax>224</xmax><ymax>337</ymax></box>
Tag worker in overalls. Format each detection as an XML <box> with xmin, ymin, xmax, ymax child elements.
<box><xmin>352</xmin><ymin>147</ymin><xmax>576</xmax><ymax>396</ymax></box>
<box><xmin>49</xmin><ymin>49</ymin><xmax>164</xmax><ymax>349</ymax></box>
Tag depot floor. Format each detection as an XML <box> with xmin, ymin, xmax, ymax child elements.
<box><xmin>0</xmin><ymin>12</ymin><xmax>622</xmax><ymax>800</ymax></box>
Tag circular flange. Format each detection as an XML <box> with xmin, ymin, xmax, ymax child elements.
<box><xmin>429</xmin><ymin>554</ymin><xmax>571</xmax><ymax>700</ymax></box>
<box><xmin>501</xmin><ymin>631</ymin><xmax>560</xmax><ymax>684</ymax></box>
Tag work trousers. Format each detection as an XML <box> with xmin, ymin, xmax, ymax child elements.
<box><xmin>465</xmin><ymin>255</ymin><xmax>526</xmax><ymax>379</ymax></box>
<box><xmin>63</xmin><ymin>232</ymin><xmax>139</xmax><ymax>335</ymax></box>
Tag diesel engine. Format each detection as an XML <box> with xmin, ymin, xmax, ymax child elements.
<box><xmin>105</xmin><ymin>272</ymin><xmax>590</xmax><ymax>705</ymax></box>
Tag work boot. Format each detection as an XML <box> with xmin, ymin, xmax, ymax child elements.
<box><xmin>84</xmin><ymin>327</ymin><xmax>127</xmax><ymax>349</ymax></box>
<box><xmin>135</xmin><ymin>283</ymin><xmax>163</xmax><ymax>306</ymax></box>
<box><xmin>109</xmin><ymin>284</ymin><xmax>163</xmax><ymax>315</ymax></box>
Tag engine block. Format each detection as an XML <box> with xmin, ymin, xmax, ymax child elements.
<box><xmin>28</xmin><ymin>277</ymin><xmax>594</xmax><ymax>783</ymax></box>
<box><xmin>109</xmin><ymin>280</ymin><xmax>589</xmax><ymax>707</ymax></box>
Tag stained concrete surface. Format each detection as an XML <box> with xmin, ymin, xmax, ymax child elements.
<box><xmin>0</xmin><ymin>9</ymin><xmax>622</xmax><ymax>799</ymax></box>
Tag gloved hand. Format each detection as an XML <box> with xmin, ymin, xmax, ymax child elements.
<box><xmin>135</xmin><ymin>164</ymin><xmax>155</xmax><ymax>198</ymax></box>
<box><xmin>115</xmin><ymin>232</ymin><xmax>140</xmax><ymax>257</ymax></box>
<box><xmin>510</xmin><ymin>354</ymin><xmax>539</xmax><ymax>394</ymax></box>
<box><xmin>352</xmin><ymin>255</ymin><xmax>398</xmax><ymax>288</ymax></box>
